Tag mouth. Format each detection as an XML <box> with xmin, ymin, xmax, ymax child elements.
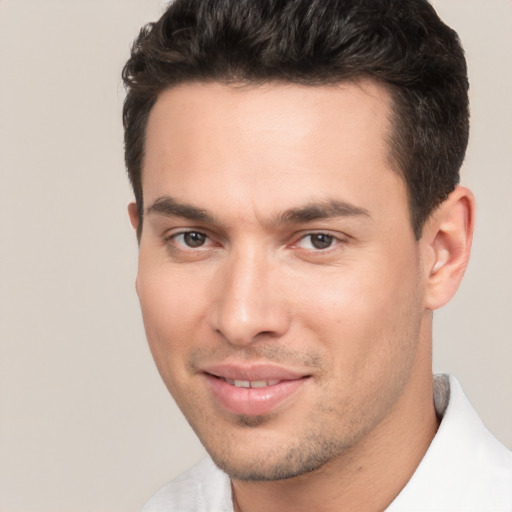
<box><xmin>201</xmin><ymin>364</ymin><xmax>311</xmax><ymax>417</ymax></box>
<box><xmin>221</xmin><ymin>378</ymin><xmax>281</xmax><ymax>388</ymax></box>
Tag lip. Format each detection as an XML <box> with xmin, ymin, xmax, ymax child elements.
<box><xmin>202</xmin><ymin>363</ymin><xmax>307</xmax><ymax>381</ymax></box>
<box><xmin>201</xmin><ymin>363</ymin><xmax>310</xmax><ymax>416</ymax></box>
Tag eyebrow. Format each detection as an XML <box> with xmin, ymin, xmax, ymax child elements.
<box><xmin>147</xmin><ymin>196</ymin><xmax>217</xmax><ymax>223</ymax></box>
<box><xmin>275</xmin><ymin>199</ymin><xmax>371</xmax><ymax>224</ymax></box>
<box><xmin>146</xmin><ymin>195</ymin><xmax>370</xmax><ymax>226</ymax></box>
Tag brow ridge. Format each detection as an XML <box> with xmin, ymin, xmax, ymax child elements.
<box><xmin>275</xmin><ymin>199</ymin><xmax>370</xmax><ymax>224</ymax></box>
<box><xmin>146</xmin><ymin>196</ymin><xmax>370</xmax><ymax>226</ymax></box>
<box><xmin>147</xmin><ymin>196</ymin><xmax>215</xmax><ymax>222</ymax></box>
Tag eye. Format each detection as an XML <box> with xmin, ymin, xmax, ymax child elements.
<box><xmin>171</xmin><ymin>231</ymin><xmax>208</xmax><ymax>248</ymax></box>
<box><xmin>297</xmin><ymin>233</ymin><xmax>336</xmax><ymax>250</ymax></box>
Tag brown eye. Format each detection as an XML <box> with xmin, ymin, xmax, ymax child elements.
<box><xmin>182</xmin><ymin>232</ymin><xmax>207</xmax><ymax>248</ymax></box>
<box><xmin>309</xmin><ymin>233</ymin><xmax>334</xmax><ymax>250</ymax></box>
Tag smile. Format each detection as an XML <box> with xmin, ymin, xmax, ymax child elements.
<box><xmin>224</xmin><ymin>379</ymin><xmax>281</xmax><ymax>388</ymax></box>
<box><xmin>201</xmin><ymin>364</ymin><xmax>310</xmax><ymax>417</ymax></box>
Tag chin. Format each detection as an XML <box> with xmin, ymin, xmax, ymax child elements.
<box><xmin>206</xmin><ymin>434</ymin><xmax>345</xmax><ymax>482</ymax></box>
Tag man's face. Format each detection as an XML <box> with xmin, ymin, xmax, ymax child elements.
<box><xmin>134</xmin><ymin>81</ymin><xmax>431</xmax><ymax>480</ymax></box>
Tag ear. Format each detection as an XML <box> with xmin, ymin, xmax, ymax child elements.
<box><xmin>421</xmin><ymin>186</ymin><xmax>475</xmax><ymax>311</ymax></box>
<box><xmin>128</xmin><ymin>202</ymin><xmax>139</xmax><ymax>231</ymax></box>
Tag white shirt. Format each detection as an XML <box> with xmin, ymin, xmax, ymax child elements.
<box><xmin>141</xmin><ymin>375</ymin><xmax>512</xmax><ymax>511</ymax></box>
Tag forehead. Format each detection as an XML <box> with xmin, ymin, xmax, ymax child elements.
<box><xmin>142</xmin><ymin>80</ymin><xmax>405</xmax><ymax>223</ymax></box>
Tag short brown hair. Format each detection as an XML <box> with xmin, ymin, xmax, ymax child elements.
<box><xmin>123</xmin><ymin>0</ymin><xmax>469</xmax><ymax>239</ymax></box>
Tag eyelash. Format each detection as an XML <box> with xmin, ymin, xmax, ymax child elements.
<box><xmin>165</xmin><ymin>230</ymin><xmax>345</xmax><ymax>253</ymax></box>
<box><xmin>166</xmin><ymin>230</ymin><xmax>216</xmax><ymax>250</ymax></box>
<box><xmin>293</xmin><ymin>232</ymin><xmax>339</xmax><ymax>251</ymax></box>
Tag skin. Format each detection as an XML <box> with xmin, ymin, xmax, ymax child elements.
<box><xmin>129</xmin><ymin>81</ymin><xmax>474</xmax><ymax>512</ymax></box>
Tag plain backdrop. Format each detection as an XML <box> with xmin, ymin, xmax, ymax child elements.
<box><xmin>0</xmin><ymin>1</ymin><xmax>510</xmax><ymax>511</ymax></box>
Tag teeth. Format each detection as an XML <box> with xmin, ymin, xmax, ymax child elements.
<box><xmin>255</xmin><ymin>380</ymin><xmax>280</xmax><ymax>387</ymax></box>
<box><xmin>225</xmin><ymin>379</ymin><xmax>280</xmax><ymax>388</ymax></box>
<box><xmin>250</xmin><ymin>380</ymin><xmax>268</xmax><ymax>388</ymax></box>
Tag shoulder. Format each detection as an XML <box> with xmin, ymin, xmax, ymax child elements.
<box><xmin>388</xmin><ymin>374</ymin><xmax>512</xmax><ymax>511</ymax></box>
<box><xmin>441</xmin><ymin>375</ymin><xmax>512</xmax><ymax>478</ymax></box>
<box><xmin>141</xmin><ymin>457</ymin><xmax>233</xmax><ymax>512</ymax></box>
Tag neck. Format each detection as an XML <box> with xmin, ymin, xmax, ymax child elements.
<box><xmin>232</xmin><ymin>332</ymin><xmax>438</xmax><ymax>512</ymax></box>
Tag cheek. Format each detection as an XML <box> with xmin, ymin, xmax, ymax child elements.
<box><xmin>136</xmin><ymin>265</ymin><xmax>208</xmax><ymax>371</ymax></box>
<box><xmin>293</xmin><ymin>250</ymin><xmax>423</xmax><ymax>372</ymax></box>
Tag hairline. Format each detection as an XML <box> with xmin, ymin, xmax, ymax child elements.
<box><xmin>134</xmin><ymin>76</ymin><xmax>420</xmax><ymax>242</ymax></box>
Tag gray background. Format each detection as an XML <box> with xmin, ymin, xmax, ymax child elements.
<box><xmin>0</xmin><ymin>1</ymin><xmax>510</xmax><ymax>511</ymax></box>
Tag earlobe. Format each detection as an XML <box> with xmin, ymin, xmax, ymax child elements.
<box><xmin>128</xmin><ymin>202</ymin><xmax>139</xmax><ymax>231</ymax></box>
<box><xmin>423</xmin><ymin>186</ymin><xmax>475</xmax><ymax>311</ymax></box>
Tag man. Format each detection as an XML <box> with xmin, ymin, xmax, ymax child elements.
<box><xmin>122</xmin><ymin>0</ymin><xmax>512</xmax><ymax>510</ymax></box>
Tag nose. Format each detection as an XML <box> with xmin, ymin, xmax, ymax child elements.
<box><xmin>207</xmin><ymin>248</ymin><xmax>291</xmax><ymax>346</ymax></box>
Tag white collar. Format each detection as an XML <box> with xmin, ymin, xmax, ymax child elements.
<box><xmin>387</xmin><ymin>374</ymin><xmax>512</xmax><ymax>511</ymax></box>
